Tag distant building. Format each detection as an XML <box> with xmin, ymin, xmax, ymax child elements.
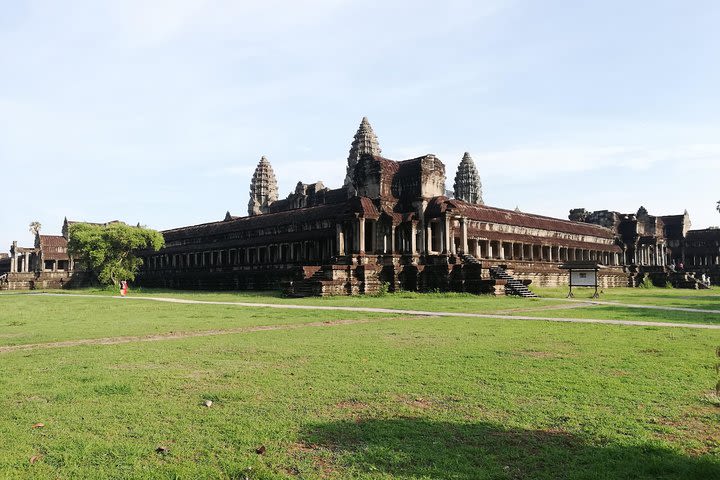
<box><xmin>1</xmin><ymin>218</ymin><xmax>123</xmax><ymax>290</ymax></box>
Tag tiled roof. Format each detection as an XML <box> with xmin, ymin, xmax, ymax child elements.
<box><xmin>39</xmin><ymin>235</ymin><xmax>68</xmax><ymax>247</ymax></box>
<box><xmin>163</xmin><ymin>202</ymin><xmax>355</xmax><ymax>242</ymax></box>
<box><xmin>427</xmin><ymin>197</ymin><xmax>615</xmax><ymax>238</ymax></box>
<box><xmin>686</xmin><ymin>228</ymin><xmax>720</xmax><ymax>240</ymax></box>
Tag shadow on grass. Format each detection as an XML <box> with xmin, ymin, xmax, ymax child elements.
<box><xmin>301</xmin><ymin>418</ymin><xmax>718</xmax><ymax>479</ymax></box>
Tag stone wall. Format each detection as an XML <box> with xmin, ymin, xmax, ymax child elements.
<box><xmin>0</xmin><ymin>271</ymin><xmax>74</xmax><ymax>290</ymax></box>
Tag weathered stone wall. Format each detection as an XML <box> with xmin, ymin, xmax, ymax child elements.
<box><xmin>0</xmin><ymin>271</ymin><xmax>75</xmax><ymax>290</ymax></box>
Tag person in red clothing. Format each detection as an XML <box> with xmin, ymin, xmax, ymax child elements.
<box><xmin>120</xmin><ymin>280</ymin><xmax>128</xmax><ymax>297</ymax></box>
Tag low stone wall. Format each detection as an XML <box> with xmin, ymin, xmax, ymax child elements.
<box><xmin>0</xmin><ymin>271</ymin><xmax>74</xmax><ymax>290</ymax></box>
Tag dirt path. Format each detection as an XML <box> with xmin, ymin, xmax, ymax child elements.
<box><xmin>0</xmin><ymin>317</ymin><xmax>396</xmax><ymax>354</ymax></box>
<box><xmin>494</xmin><ymin>303</ymin><xmax>595</xmax><ymax>315</ymax></box>
<box><xmin>546</xmin><ymin>297</ymin><xmax>720</xmax><ymax>314</ymax></box>
<box><xmin>29</xmin><ymin>293</ymin><xmax>720</xmax><ymax>330</ymax></box>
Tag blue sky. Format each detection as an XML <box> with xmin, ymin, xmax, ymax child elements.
<box><xmin>1</xmin><ymin>0</ymin><xmax>719</xmax><ymax>250</ymax></box>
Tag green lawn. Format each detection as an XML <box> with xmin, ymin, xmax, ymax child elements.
<box><xmin>10</xmin><ymin>285</ymin><xmax>720</xmax><ymax>326</ymax></box>
<box><xmin>0</xmin><ymin>292</ymin><xmax>719</xmax><ymax>479</ymax></box>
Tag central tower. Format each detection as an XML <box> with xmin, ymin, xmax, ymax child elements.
<box><xmin>345</xmin><ymin>117</ymin><xmax>382</xmax><ymax>192</ymax></box>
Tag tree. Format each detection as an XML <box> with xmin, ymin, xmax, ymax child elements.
<box><xmin>717</xmin><ymin>200</ymin><xmax>720</xmax><ymax>213</ymax></box>
<box><xmin>29</xmin><ymin>221</ymin><xmax>42</xmax><ymax>237</ymax></box>
<box><xmin>67</xmin><ymin>222</ymin><xmax>164</xmax><ymax>285</ymax></box>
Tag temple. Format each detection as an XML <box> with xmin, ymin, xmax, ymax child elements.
<box><xmin>128</xmin><ymin>118</ymin><xmax>719</xmax><ymax>295</ymax></box>
<box><xmin>2</xmin><ymin>118</ymin><xmax>718</xmax><ymax>294</ymax></box>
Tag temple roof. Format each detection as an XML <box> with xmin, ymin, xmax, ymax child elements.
<box><xmin>426</xmin><ymin>197</ymin><xmax>615</xmax><ymax>238</ymax></box>
<box><xmin>38</xmin><ymin>235</ymin><xmax>69</xmax><ymax>260</ymax></box>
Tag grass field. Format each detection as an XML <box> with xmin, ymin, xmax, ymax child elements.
<box><xmin>1</xmin><ymin>289</ymin><xmax>719</xmax><ymax>479</ymax></box>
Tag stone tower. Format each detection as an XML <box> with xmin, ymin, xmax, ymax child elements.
<box><xmin>344</xmin><ymin>117</ymin><xmax>382</xmax><ymax>189</ymax></box>
<box><xmin>453</xmin><ymin>152</ymin><xmax>483</xmax><ymax>205</ymax></box>
<box><xmin>248</xmin><ymin>156</ymin><xmax>279</xmax><ymax>216</ymax></box>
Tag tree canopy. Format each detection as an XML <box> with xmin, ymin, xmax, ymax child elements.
<box><xmin>67</xmin><ymin>223</ymin><xmax>164</xmax><ymax>285</ymax></box>
<box><xmin>29</xmin><ymin>221</ymin><xmax>41</xmax><ymax>237</ymax></box>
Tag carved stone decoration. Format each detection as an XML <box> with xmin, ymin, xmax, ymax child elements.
<box><xmin>453</xmin><ymin>152</ymin><xmax>483</xmax><ymax>205</ymax></box>
<box><xmin>248</xmin><ymin>156</ymin><xmax>279</xmax><ymax>216</ymax></box>
<box><xmin>345</xmin><ymin>117</ymin><xmax>382</xmax><ymax>191</ymax></box>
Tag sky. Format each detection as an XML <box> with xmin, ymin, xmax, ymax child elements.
<box><xmin>1</xmin><ymin>0</ymin><xmax>719</xmax><ymax>250</ymax></box>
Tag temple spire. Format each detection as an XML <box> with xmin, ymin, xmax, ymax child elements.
<box><xmin>344</xmin><ymin>117</ymin><xmax>382</xmax><ymax>188</ymax></box>
<box><xmin>248</xmin><ymin>156</ymin><xmax>279</xmax><ymax>216</ymax></box>
<box><xmin>453</xmin><ymin>152</ymin><xmax>483</xmax><ymax>205</ymax></box>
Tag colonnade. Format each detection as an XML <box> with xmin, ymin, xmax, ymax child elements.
<box><xmin>334</xmin><ymin>216</ymin><xmax>620</xmax><ymax>266</ymax></box>
<box><xmin>633</xmin><ymin>243</ymin><xmax>668</xmax><ymax>267</ymax></box>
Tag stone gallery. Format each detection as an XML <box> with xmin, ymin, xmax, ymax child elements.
<box><xmin>1</xmin><ymin>118</ymin><xmax>718</xmax><ymax>295</ymax></box>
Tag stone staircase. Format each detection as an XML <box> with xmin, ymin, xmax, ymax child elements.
<box><xmin>489</xmin><ymin>266</ymin><xmax>538</xmax><ymax>297</ymax></box>
<box><xmin>459</xmin><ymin>253</ymin><xmax>481</xmax><ymax>265</ymax></box>
<box><xmin>289</xmin><ymin>268</ymin><xmax>327</xmax><ymax>297</ymax></box>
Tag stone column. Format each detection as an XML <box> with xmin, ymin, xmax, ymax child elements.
<box><xmin>487</xmin><ymin>241</ymin><xmax>493</xmax><ymax>259</ymax></box>
<box><xmin>390</xmin><ymin>225</ymin><xmax>396</xmax><ymax>254</ymax></box>
<box><xmin>336</xmin><ymin>223</ymin><xmax>345</xmax><ymax>255</ymax></box>
<box><xmin>410</xmin><ymin>223</ymin><xmax>417</xmax><ymax>254</ymax></box>
<box><xmin>10</xmin><ymin>242</ymin><xmax>16</xmax><ymax>273</ymax></box>
<box><xmin>443</xmin><ymin>216</ymin><xmax>451</xmax><ymax>254</ymax></box>
<box><xmin>460</xmin><ymin>218</ymin><xmax>468</xmax><ymax>254</ymax></box>
<box><xmin>499</xmin><ymin>243</ymin><xmax>505</xmax><ymax>260</ymax></box>
<box><xmin>426</xmin><ymin>224</ymin><xmax>432</xmax><ymax>253</ymax></box>
<box><xmin>358</xmin><ymin>218</ymin><xmax>366</xmax><ymax>253</ymax></box>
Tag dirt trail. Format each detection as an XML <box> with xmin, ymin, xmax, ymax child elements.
<box><xmin>0</xmin><ymin>317</ymin><xmax>392</xmax><ymax>354</ymax></box>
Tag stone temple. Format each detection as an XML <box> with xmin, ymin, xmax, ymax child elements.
<box><xmin>1</xmin><ymin>118</ymin><xmax>718</xmax><ymax>294</ymax></box>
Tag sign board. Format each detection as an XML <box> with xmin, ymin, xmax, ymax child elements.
<box><xmin>570</xmin><ymin>270</ymin><xmax>597</xmax><ymax>287</ymax></box>
<box><xmin>559</xmin><ymin>262</ymin><xmax>603</xmax><ymax>299</ymax></box>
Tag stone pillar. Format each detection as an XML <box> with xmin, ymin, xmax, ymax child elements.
<box><xmin>487</xmin><ymin>241</ymin><xmax>493</xmax><ymax>259</ymax></box>
<box><xmin>460</xmin><ymin>218</ymin><xmax>468</xmax><ymax>254</ymax></box>
<box><xmin>390</xmin><ymin>225</ymin><xmax>396</xmax><ymax>254</ymax></box>
<box><xmin>358</xmin><ymin>218</ymin><xmax>366</xmax><ymax>253</ymax></box>
<box><xmin>336</xmin><ymin>223</ymin><xmax>345</xmax><ymax>255</ymax></box>
<box><xmin>426</xmin><ymin>224</ymin><xmax>432</xmax><ymax>253</ymax></box>
<box><xmin>10</xmin><ymin>242</ymin><xmax>16</xmax><ymax>273</ymax></box>
<box><xmin>443</xmin><ymin>216</ymin><xmax>451</xmax><ymax>254</ymax></box>
<box><xmin>499</xmin><ymin>243</ymin><xmax>505</xmax><ymax>260</ymax></box>
<box><xmin>410</xmin><ymin>223</ymin><xmax>417</xmax><ymax>254</ymax></box>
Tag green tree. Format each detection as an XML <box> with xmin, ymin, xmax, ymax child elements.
<box><xmin>67</xmin><ymin>222</ymin><xmax>164</xmax><ymax>285</ymax></box>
